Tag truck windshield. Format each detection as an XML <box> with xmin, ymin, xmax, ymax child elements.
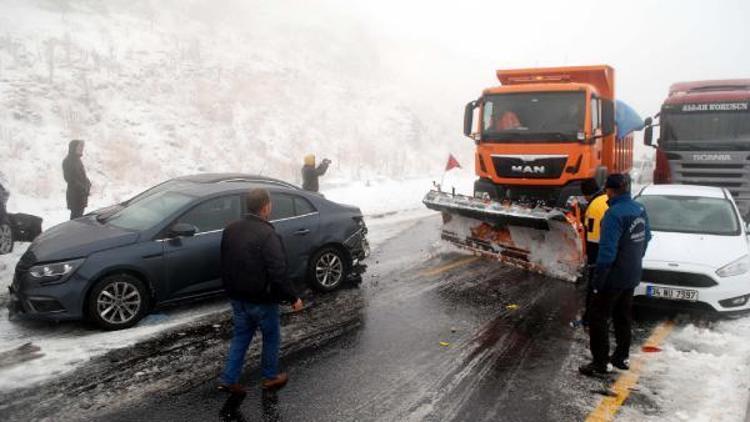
<box><xmin>481</xmin><ymin>92</ymin><xmax>585</xmax><ymax>142</ymax></box>
<box><xmin>637</xmin><ymin>195</ymin><xmax>740</xmax><ymax>236</ymax></box>
<box><xmin>661</xmin><ymin>111</ymin><xmax>750</xmax><ymax>146</ymax></box>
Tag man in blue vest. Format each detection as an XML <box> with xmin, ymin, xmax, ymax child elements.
<box><xmin>579</xmin><ymin>174</ymin><xmax>652</xmax><ymax>377</ymax></box>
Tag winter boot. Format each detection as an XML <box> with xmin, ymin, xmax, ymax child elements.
<box><xmin>262</xmin><ymin>372</ymin><xmax>289</xmax><ymax>391</ymax></box>
<box><xmin>610</xmin><ymin>357</ymin><xmax>630</xmax><ymax>371</ymax></box>
<box><xmin>578</xmin><ymin>362</ymin><xmax>612</xmax><ymax>378</ymax></box>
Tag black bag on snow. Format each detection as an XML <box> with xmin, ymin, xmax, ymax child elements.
<box><xmin>9</xmin><ymin>213</ymin><xmax>43</xmax><ymax>242</ymax></box>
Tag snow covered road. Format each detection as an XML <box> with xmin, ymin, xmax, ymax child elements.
<box><xmin>2</xmin><ymin>174</ymin><xmax>750</xmax><ymax>422</ymax></box>
<box><xmin>0</xmin><ymin>175</ymin><xmax>472</xmax><ymax>392</ymax></box>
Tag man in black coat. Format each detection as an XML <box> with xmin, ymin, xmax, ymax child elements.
<box><xmin>62</xmin><ymin>140</ymin><xmax>91</xmax><ymax>220</ymax></box>
<box><xmin>218</xmin><ymin>188</ymin><xmax>303</xmax><ymax>394</ymax></box>
<box><xmin>301</xmin><ymin>154</ymin><xmax>331</xmax><ymax>192</ymax></box>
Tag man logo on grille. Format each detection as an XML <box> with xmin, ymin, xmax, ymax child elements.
<box><xmin>511</xmin><ymin>165</ymin><xmax>545</xmax><ymax>174</ymax></box>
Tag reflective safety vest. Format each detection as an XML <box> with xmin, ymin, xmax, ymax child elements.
<box><xmin>585</xmin><ymin>194</ymin><xmax>609</xmax><ymax>243</ymax></box>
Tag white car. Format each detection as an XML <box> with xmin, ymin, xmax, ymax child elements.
<box><xmin>634</xmin><ymin>184</ymin><xmax>750</xmax><ymax>313</ymax></box>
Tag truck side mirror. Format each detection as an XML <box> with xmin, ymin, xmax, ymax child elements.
<box><xmin>644</xmin><ymin>117</ymin><xmax>654</xmax><ymax>147</ymax></box>
<box><xmin>601</xmin><ymin>99</ymin><xmax>615</xmax><ymax>136</ymax></box>
<box><xmin>464</xmin><ymin>101</ymin><xmax>478</xmax><ymax>138</ymax></box>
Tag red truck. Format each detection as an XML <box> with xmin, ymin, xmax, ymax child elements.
<box><xmin>644</xmin><ymin>79</ymin><xmax>750</xmax><ymax>219</ymax></box>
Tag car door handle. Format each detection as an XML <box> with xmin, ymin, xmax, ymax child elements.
<box><xmin>294</xmin><ymin>229</ymin><xmax>311</xmax><ymax>236</ymax></box>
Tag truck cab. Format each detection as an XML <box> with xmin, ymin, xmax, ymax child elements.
<box><xmin>644</xmin><ymin>79</ymin><xmax>750</xmax><ymax>219</ymax></box>
<box><xmin>464</xmin><ymin>65</ymin><xmax>633</xmax><ymax>207</ymax></box>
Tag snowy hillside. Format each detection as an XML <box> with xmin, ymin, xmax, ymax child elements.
<box><xmin>0</xmin><ymin>0</ymin><xmax>465</xmax><ymax>216</ymax></box>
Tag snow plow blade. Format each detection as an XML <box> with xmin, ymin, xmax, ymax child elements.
<box><xmin>423</xmin><ymin>190</ymin><xmax>585</xmax><ymax>282</ymax></box>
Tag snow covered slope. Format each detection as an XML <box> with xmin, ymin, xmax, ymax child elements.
<box><xmin>0</xmin><ymin>0</ymin><xmax>465</xmax><ymax>217</ymax></box>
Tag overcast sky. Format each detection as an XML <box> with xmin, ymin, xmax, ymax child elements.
<box><xmin>292</xmin><ymin>0</ymin><xmax>749</xmax><ymax>156</ymax></box>
<box><xmin>344</xmin><ymin>0</ymin><xmax>750</xmax><ymax>111</ymax></box>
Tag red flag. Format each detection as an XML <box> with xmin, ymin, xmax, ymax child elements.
<box><xmin>445</xmin><ymin>154</ymin><xmax>461</xmax><ymax>172</ymax></box>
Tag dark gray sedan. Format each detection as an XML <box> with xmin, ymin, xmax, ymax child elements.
<box><xmin>8</xmin><ymin>174</ymin><xmax>368</xmax><ymax>330</ymax></box>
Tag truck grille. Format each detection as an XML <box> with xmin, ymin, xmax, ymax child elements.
<box><xmin>641</xmin><ymin>269</ymin><xmax>718</xmax><ymax>288</ymax></box>
<box><xmin>666</xmin><ymin>150</ymin><xmax>750</xmax><ymax>217</ymax></box>
<box><xmin>491</xmin><ymin>155</ymin><xmax>567</xmax><ymax>179</ymax></box>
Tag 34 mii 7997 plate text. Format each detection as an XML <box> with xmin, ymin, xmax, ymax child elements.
<box><xmin>646</xmin><ymin>285</ymin><xmax>699</xmax><ymax>302</ymax></box>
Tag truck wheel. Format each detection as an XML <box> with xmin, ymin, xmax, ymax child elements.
<box><xmin>0</xmin><ymin>218</ymin><xmax>13</xmax><ymax>255</ymax></box>
<box><xmin>87</xmin><ymin>274</ymin><xmax>149</xmax><ymax>330</ymax></box>
<box><xmin>308</xmin><ymin>247</ymin><xmax>348</xmax><ymax>292</ymax></box>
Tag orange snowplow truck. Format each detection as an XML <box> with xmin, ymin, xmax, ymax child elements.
<box><xmin>423</xmin><ymin>65</ymin><xmax>636</xmax><ymax>282</ymax></box>
<box><xmin>464</xmin><ymin>65</ymin><xmax>633</xmax><ymax>205</ymax></box>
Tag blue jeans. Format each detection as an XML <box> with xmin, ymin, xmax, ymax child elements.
<box><xmin>221</xmin><ymin>300</ymin><xmax>281</xmax><ymax>384</ymax></box>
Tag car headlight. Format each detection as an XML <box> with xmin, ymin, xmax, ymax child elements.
<box><xmin>716</xmin><ymin>255</ymin><xmax>750</xmax><ymax>278</ymax></box>
<box><xmin>29</xmin><ymin>259</ymin><xmax>85</xmax><ymax>283</ymax></box>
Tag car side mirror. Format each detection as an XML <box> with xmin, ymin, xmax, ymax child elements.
<box><xmin>170</xmin><ymin>223</ymin><xmax>197</xmax><ymax>238</ymax></box>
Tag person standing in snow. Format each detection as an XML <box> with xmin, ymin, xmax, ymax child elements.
<box><xmin>578</xmin><ymin>178</ymin><xmax>609</xmax><ymax>327</ymax></box>
<box><xmin>301</xmin><ymin>154</ymin><xmax>331</xmax><ymax>192</ymax></box>
<box><xmin>218</xmin><ymin>188</ymin><xmax>303</xmax><ymax>394</ymax></box>
<box><xmin>62</xmin><ymin>139</ymin><xmax>91</xmax><ymax>220</ymax></box>
<box><xmin>0</xmin><ymin>178</ymin><xmax>8</xmax><ymax>217</ymax></box>
<box><xmin>579</xmin><ymin>174</ymin><xmax>651</xmax><ymax>377</ymax></box>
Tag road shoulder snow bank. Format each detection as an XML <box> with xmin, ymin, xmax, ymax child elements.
<box><xmin>620</xmin><ymin>317</ymin><xmax>750</xmax><ymax>422</ymax></box>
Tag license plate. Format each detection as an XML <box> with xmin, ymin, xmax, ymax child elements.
<box><xmin>646</xmin><ymin>285</ymin><xmax>699</xmax><ymax>302</ymax></box>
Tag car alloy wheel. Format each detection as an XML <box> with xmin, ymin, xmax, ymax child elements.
<box><xmin>307</xmin><ymin>246</ymin><xmax>350</xmax><ymax>292</ymax></box>
<box><xmin>96</xmin><ymin>280</ymin><xmax>142</xmax><ymax>325</ymax></box>
<box><xmin>88</xmin><ymin>274</ymin><xmax>148</xmax><ymax>330</ymax></box>
<box><xmin>0</xmin><ymin>222</ymin><xmax>13</xmax><ymax>255</ymax></box>
<box><xmin>316</xmin><ymin>251</ymin><xmax>344</xmax><ymax>288</ymax></box>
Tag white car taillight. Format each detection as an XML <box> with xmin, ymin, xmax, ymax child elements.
<box><xmin>716</xmin><ymin>255</ymin><xmax>750</xmax><ymax>278</ymax></box>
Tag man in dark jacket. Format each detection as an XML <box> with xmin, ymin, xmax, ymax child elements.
<box><xmin>62</xmin><ymin>140</ymin><xmax>91</xmax><ymax>219</ymax></box>
<box><xmin>301</xmin><ymin>154</ymin><xmax>330</xmax><ymax>192</ymax></box>
<box><xmin>219</xmin><ymin>188</ymin><xmax>303</xmax><ymax>393</ymax></box>
<box><xmin>580</xmin><ymin>174</ymin><xmax>652</xmax><ymax>377</ymax></box>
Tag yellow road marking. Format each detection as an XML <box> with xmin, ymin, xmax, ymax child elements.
<box><xmin>586</xmin><ymin>320</ymin><xmax>675</xmax><ymax>422</ymax></box>
<box><xmin>419</xmin><ymin>256</ymin><xmax>480</xmax><ymax>277</ymax></box>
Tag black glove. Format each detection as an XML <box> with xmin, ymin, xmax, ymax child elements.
<box><xmin>591</xmin><ymin>265</ymin><xmax>611</xmax><ymax>293</ymax></box>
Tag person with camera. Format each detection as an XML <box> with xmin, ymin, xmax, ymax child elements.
<box><xmin>301</xmin><ymin>154</ymin><xmax>331</xmax><ymax>192</ymax></box>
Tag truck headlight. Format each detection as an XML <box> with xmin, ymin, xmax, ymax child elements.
<box><xmin>474</xmin><ymin>191</ymin><xmax>491</xmax><ymax>201</ymax></box>
<box><xmin>29</xmin><ymin>259</ymin><xmax>85</xmax><ymax>283</ymax></box>
<box><xmin>716</xmin><ymin>255</ymin><xmax>750</xmax><ymax>278</ymax></box>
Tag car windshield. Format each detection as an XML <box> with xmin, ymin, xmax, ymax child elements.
<box><xmin>481</xmin><ymin>92</ymin><xmax>585</xmax><ymax>141</ymax></box>
<box><xmin>661</xmin><ymin>111</ymin><xmax>750</xmax><ymax>145</ymax></box>
<box><xmin>106</xmin><ymin>191</ymin><xmax>194</xmax><ymax>231</ymax></box>
<box><xmin>125</xmin><ymin>179</ymin><xmax>193</xmax><ymax>205</ymax></box>
<box><xmin>93</xmin><ymin>179</ymin><xmax>194</xmax><ymax>221</ymax></box>
<box><xmin>637</xmin><ymin>194</ymin><xmax>740</xmax><ymax>236</ymax></box>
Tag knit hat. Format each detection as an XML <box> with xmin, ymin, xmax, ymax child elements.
<box><xmin>605</xmin><ymin>173</ymin><xmax>628</xmax><ymax>189</ymax></box>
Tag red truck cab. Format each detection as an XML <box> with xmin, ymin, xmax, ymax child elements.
<box><xmin>644</xmin><ymin>79</ymin><xmax>750</xmax><ymax>218</ymax></box>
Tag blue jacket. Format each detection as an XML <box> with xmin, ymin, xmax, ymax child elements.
<box><xmin>593</xmin><ymin>193</ymin><xmax>652</xmax><ymax>291</ymax></box>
